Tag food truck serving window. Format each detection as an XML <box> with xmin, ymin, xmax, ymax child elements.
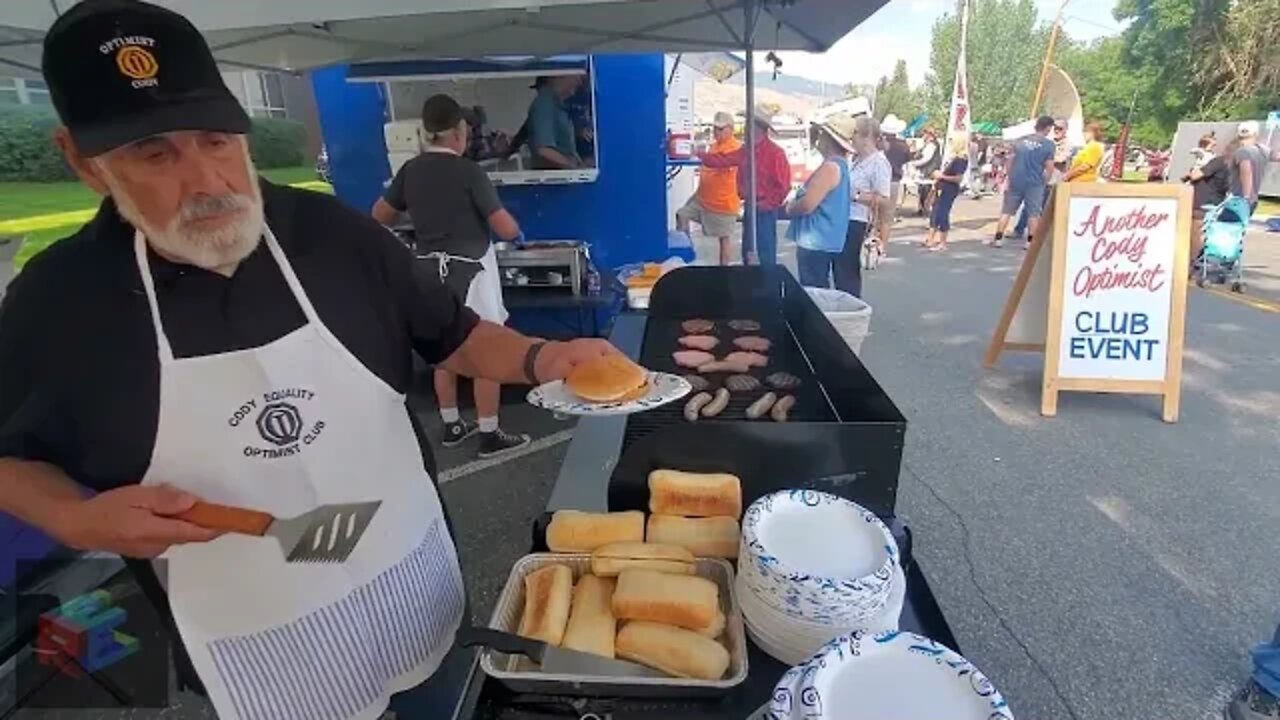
<box><xmin>351</xmin><ymin>58</ymin><xmax>599</xmax><ymax>186</ymax></box>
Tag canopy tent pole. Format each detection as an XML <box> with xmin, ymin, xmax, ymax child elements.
<box><xmin>743</xmin><ymin>0</ymin><xmax>758</xmax><ymax>264</ymax></box>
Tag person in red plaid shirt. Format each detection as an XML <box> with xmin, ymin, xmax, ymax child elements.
<box><xmin>699</xmin><ymin>106</ymin><xmax>791</xmax><ymax>265</ymax></box>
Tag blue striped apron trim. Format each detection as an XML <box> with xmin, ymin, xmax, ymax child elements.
<box><xmin>207</xmin><ymin>519</ymin><xmax>463</xmax><ymax>720</ymax></box>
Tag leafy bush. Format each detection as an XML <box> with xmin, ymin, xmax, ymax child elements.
<box><xmin>0</xmin><ymin>103</ymin><xmax>74</xmax><ymax>182</ymax></box>
<box><xmin>247</xmin><ymin>117</ymin><xmax>307</xmax><ymax>169</ymax></box>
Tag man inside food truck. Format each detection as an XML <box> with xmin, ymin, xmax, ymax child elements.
<box><xmin>525</xmin><ymin>74</ymin><xmax>585</xmax><ymax>169</ymax></box>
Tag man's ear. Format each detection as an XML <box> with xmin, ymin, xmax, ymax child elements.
<box><xmin>53</xmin><ymin>127</ymin><xmax>110</xmax><ymax>196</ymax></box>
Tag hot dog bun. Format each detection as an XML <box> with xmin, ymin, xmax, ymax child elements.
<box><xmin>615</xmin><ymin>621</ymin><xmax>731</xmax><ymax>680</ymax></box>
<box><xmin>565</xmin><ymin>354</ymin><xmax>648</xmax><ymax>403</ymax></box>
<box><xmin>517</xmin><ymin>564</ymin><xmax>573</xmax><ymax>646</ymax></box>
<box><xmin>693</xmin><ymin>610</ymin><xmax>727</xmax><ymax>639</ymax></box>
<box><xmin>561</xmin><ymin>574</ymin><xmax>617</xmax><ymax>658</ymax></box>
<box><xmin>590</xmin><ymin>542</ymin><xmax>695</xmax><ymax>577</ymax></box>
<box><xmin>646</xmin><ymin>514</ymin><xmax>740</xmax><ymax>559</ymax></box>
<box><xmin>648</xmin><ymin>470</ymin><xmax>742</xmax><ymax>518</ymax></box>
<box><xmin>612</xmin><ymin>569</ymin><xmax>719</xmax><ymax>631</ymax></box>
<box><xmin>547</xmin><ymin>510</ymin><xmax>645</xmax><ymax>552</ymax></box>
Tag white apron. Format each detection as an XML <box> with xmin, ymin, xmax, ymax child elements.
<box><xmin>134</xmin><ymin>226</ymin><xmax>465</xmax><ymax>720</ymax></box>
<box><xmin>422</xmin><ymin>245</ymin><xmax>508</xmax><ymax>325</ymax></box>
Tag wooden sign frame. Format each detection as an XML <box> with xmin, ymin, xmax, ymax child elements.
<box><xmin>985</xmin><ymin>182</ymin><xmax>1192</xmax><ymax>422</ymax></box>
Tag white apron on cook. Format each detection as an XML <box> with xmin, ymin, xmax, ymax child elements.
<box><xmin>134</xmin><ymin>226</ymin><xmax>464</xmax><ymax>720</ymax></box>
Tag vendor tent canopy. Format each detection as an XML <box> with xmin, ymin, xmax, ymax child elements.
<box><xmin>1</xmin><ymin>0</ymin><xmax>886</xmax><ymax>77</ymax></box>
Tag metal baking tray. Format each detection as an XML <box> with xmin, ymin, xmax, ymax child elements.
<box><xmin>480</xmin><ymin>553</ymin><xmax>749</xmax><ymax>697</ymax></box>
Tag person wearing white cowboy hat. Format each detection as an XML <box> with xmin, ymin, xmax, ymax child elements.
<box><xmin>700</xmin><ymin>104</ymin><xmax>791</xmax><ymax>265</ymax></box>
<box><xmin>786</xmin><ymin>113</ymin><xmax>855</xmax><ymax>291</ymax></box>
<box><xmin>876</xmin><ymin>114</ymin><xmax>911</xmax><ymax>256</ymax></box>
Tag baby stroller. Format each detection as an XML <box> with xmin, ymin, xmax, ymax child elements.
<box><xmin>1195</xmin><ymin>195</ymin><xmax>1249</xmax><ymax>292</ymax></box>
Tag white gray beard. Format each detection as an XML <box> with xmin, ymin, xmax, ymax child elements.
<box><xmin>99</xmin><ymin>157</ymin><xmax>264</xmax><ymax>271</ymax></box>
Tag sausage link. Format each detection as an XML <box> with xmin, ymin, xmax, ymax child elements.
<box><xmin>684</xmin><ymin>392</ymin><xmax>713</xmax><ymax>421</ymax></box>
<box><xmin>701</xmin><ymin>388</ymin><xmax>731</xmax><ymax>417</ymax></box>
<box><xmin>745</xmin><ymin>392</ymin><xmax>778</xmax><ymax>420</ymax></box>
<box><xmin>771</xmin><ymin>394</ymin><xmax>796</xmax><ymax>422</ymax></box>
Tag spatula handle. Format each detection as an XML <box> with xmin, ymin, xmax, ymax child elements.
<box><xmin>174</xmin><ymin>501</ymin><xmax>273</xmax><ymax>536</ymax></box>
<box><xmin>455</xmin><ymin>626</ymin><xmax>546</xmax><ymax>663</ymax></box>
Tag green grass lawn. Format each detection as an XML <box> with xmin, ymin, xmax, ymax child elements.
<box><xmin>2</xmin><ymin>166</ymin><xmax>329</xmax><ymax>269</ymax></box>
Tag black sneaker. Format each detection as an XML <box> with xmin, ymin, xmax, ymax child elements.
<box><xmin>441</xmin><ymin>418</ymin><xmax>478</xmax><ymax>447</ymax></box>
<box><xmin>477</xmin><ymin>429</ymin><xmax>531</xmax><ymax>458</ymax></box>
<box><xmin>1226</xmin><ymin>681</ymin><xmax>1280</xmax><ymax>720</ymax></box>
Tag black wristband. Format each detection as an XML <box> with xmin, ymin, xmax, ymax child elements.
<box><xmin>524</xmin><ymin>341</ymin><xmax>547</xmax><ymax>385</ymax></box>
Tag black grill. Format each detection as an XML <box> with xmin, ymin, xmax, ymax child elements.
<box><xmin>609</xmin><ymin>266</ymin><xmax>907</xmax><ymax>519</ymax></box>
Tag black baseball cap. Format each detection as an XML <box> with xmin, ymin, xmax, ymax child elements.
<box><xmin>41</xmin><ymin>0</ymin><xmax>250</xmax><ymax>157</ymax></box>
<box><xmin>421</xmin><ymin>94</ymin><xmax>477</xmax><ymax>133</ymax></box>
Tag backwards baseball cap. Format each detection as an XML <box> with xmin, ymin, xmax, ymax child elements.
<box><xmin>1237</xmin><ymin>120</ymin><xmax>1260</xmax><ymax>139</ymax></box>
<box><xmin>421</xmin><ymin>94</ymin><xmax>477</xmax><ymax>134</ymax></box>
<box><xmin>41</xmin><ymin>0</ymin><xmax>250</xmax><ymax>157</ymax></box>
<box><xmin>712</xmin><ymin>111</ymin><xmax>735</xmax><ymax>129</ymax></box>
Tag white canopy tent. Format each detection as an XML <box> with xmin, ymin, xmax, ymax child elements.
<box><xmin>1</xmin><ymin>0</ymin><xmax>889</xmax><ymax>249</ymax></box>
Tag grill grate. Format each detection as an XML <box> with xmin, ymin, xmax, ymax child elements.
<box><xmin>622</xmin><ymin>315</ymin><xmax>837</xmax><ymax>453</ymax></box>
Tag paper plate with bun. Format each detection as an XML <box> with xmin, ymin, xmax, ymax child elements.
<box><xmin>528</xmin><ymin>353</ymin><xmax>691</xmax><ymax>416</ymax></box>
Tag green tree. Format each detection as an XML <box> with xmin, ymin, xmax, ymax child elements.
<box><xmin>1056</xmin><ymin>37</ymin><xmax>1166</xmax><ymax>147</ymax></box>
<box><xmin>925</xmin><ymin>0</ymin><xmax>1051</xmax><ymax>127</ymax></box>
<box><xmin>872</xmin><ymin>60</ymin><xmax>923</xmax><ymax>122</ymax></box>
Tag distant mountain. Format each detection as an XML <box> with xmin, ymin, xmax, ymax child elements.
<box><xmin>721</xmin><ymin>71</ymin><xmax>844</xmax><ymax>102</ymax></box>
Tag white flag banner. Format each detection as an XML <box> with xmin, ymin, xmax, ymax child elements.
<box><xmin>945</xmin><ymin>0</ymin><xmax>972</xmax><ymax>156</ymax></box>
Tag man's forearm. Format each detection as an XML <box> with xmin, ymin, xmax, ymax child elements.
<box><xmin>441</xmin><ymin>321</ymin><xmax>539</xmax><ymax>385</ymax></box>
<box><xmin>536</xmin><ymin>147</ymin><xmax>576</xmax><ymax>169</ymax></box>
<box><xmin>0</xmin><ymin>458</ymin><xmax>85</xmax><ymax>539</ymax></box>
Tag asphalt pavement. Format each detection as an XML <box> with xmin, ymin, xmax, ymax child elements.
<box><xmin>683</xmin><ymin>195</ymin><xmax>1279</xmax><ymax>720</ymax></box>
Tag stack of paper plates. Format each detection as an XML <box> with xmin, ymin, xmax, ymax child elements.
<box><xmin>766</xmin><ymin>630</ymin><xmax>1014</xmax><ymax>720</ymax></box>
<box><xmin>736</xmin><ymin>490</ymin><xmax>903</xmax><ymax>663</ymax></box>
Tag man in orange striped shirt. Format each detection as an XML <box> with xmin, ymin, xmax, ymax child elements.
<box><xmin>676</xmin><ymin>111</ymin><xmax>741</xmax><ymax>265</ymax></box>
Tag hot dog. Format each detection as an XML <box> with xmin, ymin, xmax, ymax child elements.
<box><xmin>771</xmin><ymin>394</ymin><xmax>796</xmax><ymax>422</ymax></box>
<box><xmin>745</xmin><ymin>392</ymin><xmax>777</xmax><ymax>419</ymax></box>
<box><xmin>684</xmin><ymin>392</ymin><xmax>713</xmax><ymax>421</ymax></box>
<box><xmin>701</xmin><ymin>388</ymin><xmax>730</xmax><ymax>417</ymax></box>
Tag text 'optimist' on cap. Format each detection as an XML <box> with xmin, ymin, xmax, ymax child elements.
<box><xmin>41</xmin><ymin>0</ymin><xmax>250</xmax><ymax>157</ymax></box>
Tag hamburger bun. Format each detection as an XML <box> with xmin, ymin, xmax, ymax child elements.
<box><xmin>566</xmin><ymin>354</ymin><xmax>649</xmax><ymax>403</ymax></box>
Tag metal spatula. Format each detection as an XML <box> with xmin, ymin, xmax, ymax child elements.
<box><xmin>175</xmin><ymin>500</ymin><xmax>382</xmax><ymax>563</ymax></box>
<box><xmin>457</xmin><ymin>626</ymin><xmax>666</xmax><ymax>678</ymax></box>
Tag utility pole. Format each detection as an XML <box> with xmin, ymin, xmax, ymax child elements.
<box><xmin>1030</xmin><ymin>0</ymin><xmax>1069</xmax><ymax>117</ymax></box>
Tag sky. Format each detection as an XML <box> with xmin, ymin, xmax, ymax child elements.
<box><xmin>758</xmin><ymin>0</ymin><xmax>1128</xmax><ymax>88</ymax></box>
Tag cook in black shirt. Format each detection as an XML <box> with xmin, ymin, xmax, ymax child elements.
<box><xmin>0</xmin><ymin>2</ymin><xmax>617</xmax><ymax>717</ymax></box>
<box><xmin>373</xmin><ymin>94</ymin><xmax>529</xmax><ymax>459</ymax></box>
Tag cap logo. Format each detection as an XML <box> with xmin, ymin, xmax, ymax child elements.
<box><xmin>101</xmin><ymin>36</ymin><xmax>159</xmax><ymax>89</ymax></box>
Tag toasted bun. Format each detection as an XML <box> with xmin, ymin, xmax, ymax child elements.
<box><xmin>590</xmin><ymin>542</ymin><xmax>696</xmax><ymax>577</ymax></box>
<box><xmin>546</xmin><ymin>510</ymin><xmax>645</xmax><ymax>552</ymax></box>
<box><xmin>646</xmin><ymin>515</ymin><xmax>740</xmax><ymax>559</ymax></box>
<box><xmin>616</xmin><ymin>621</ymin><xmax>731</xmax><ymax>680</ymax></box>
<box><xmin>648</xmin><ymin>470</ymin><xmax>742</xmax><ymax>518</ymax></box>
<box><xmin>566</xmin><ymin>354</ymin><xmax>648</xmax><ymax>403</ymax></box>
<box><xmin>518</xmin><ymin>564</ymin><xmax>573</xmax><ymax>646</ymax></box>
<box><xmin>561</xmin><ymin>574</ymin><xmax>617</xmax><ymax>658</ymax></box>
<box><xmin>612</xmin><ymin>569</ymin><xmax>719</xmax><ymax>631</ymax></box>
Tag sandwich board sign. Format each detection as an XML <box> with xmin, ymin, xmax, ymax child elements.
<box><xmin>985</xmin><ymin>183</ymin><xmax>1192</xmax><ymax>422</ymax></box>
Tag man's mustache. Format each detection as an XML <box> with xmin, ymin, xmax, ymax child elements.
<box><xmin>178</xmin><ymin>194</ymin><xmax>254</xmax><ymax>225</ymax></box>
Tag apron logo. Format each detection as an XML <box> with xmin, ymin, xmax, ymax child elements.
<box><xmin>257</xmin><ymin>403</ymin><xmax>302</xmax><ymax>446</ymax></box>
<box><xmin>228</xmin><ymin>388</ymin><xmax>326</xmax><ymax>460</ymax></box>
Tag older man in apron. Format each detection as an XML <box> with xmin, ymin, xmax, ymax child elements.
<box><xmin>0</xmin><ymin>3</ymin><xmax>616</xmax><ymax>718</ymax></box>
<box><xmin>374</xmin><ymin>94</ymin><xmax>531</xmax><ymax>460</ymax></box>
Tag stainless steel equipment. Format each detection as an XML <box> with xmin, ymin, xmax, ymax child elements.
<box><xmin>494</xmin><ymin>240</ymin><xmax>587</xmax><ymax>296</ymax></box>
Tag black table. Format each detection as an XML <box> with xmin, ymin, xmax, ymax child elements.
<box><xmin>448</xmin><ymin>314</ymin><xmax>960</xmax><ymax>720</ymax></box>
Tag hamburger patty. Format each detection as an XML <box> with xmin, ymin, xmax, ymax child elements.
<box><xmin>681</xmin><ymin>318</ymin><xmax>715</xmax><ymax>333</ymax></box>
<box><xmin>725</xmin><ymin>374</ymin><xmax>761</xmax><ymax>392</ymax></box>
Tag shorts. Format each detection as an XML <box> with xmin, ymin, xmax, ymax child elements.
<box><xmin>877</xmin><ymin>183</ymin><xmax>900</xmax><ymax>218</ymax></box>
<box><xmin>1002</xmin><ymin>183</ymin><xmax>1046</xmax><ymax>218</ymax></box>
<box><xmin>676</xmin><ymin>195</ymin><xmax>738</xmax><ymax>238</ymax></box>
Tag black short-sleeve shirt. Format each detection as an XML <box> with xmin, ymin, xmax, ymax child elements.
<box><xmin>383</xmin><ymin>151</ymin><xmax>503</xmax><ymax>259</ymax></box>
<box><xmin>0</xmin><ymin>180</ymin><xmax>479</xmax><ymax>492</ymax></box>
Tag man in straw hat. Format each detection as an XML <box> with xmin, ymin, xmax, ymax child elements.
<box><xmin>700</xmin><ymin>105</ymin><xmax>792</xmax><ymax>265</ymax></box>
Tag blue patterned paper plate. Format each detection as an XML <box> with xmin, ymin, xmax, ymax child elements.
<box><xmin>767</xmin><ymin>630</ymin><xmax>1014</xmax><ymax>720</ymax></box>
<box><xmin>526</xmin><ymin>372</ymin><xmax>691</xmax><ymax>416</ymax></box>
